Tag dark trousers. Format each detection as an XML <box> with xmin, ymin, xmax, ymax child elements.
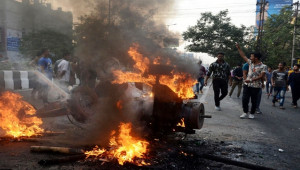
<box><xmin>229</xmin><ymin>80</ymin><xmax>243</xmax><ymax>97</ymax></box>
<box><xmin>242</xmin><ymin>85</ymin><xmax>260</xmax><ymax>114</ymax></box>
<box><xmin>212</xmin><ymin>79</ymin><xmax>228</xmax><ymax>107</ymax></box>
<box><xmin>292</xmin><ymin>88</ymin><xmax>300</xmax><ymax>106</ymax></box>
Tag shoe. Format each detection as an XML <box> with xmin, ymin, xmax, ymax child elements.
<box><xmin>248</xmin><ymin>114</ymin><xmax>255</xmax><ymax>119</ymax></box>
<box><xmin>272</xmin><ymin>103</ymin><xmax>275</xmax><ymax>107</ymax></box>
<box><xmin>279</xmin><ymin>106</ymin><xmax>285</xmax><ymax>110</ymax></box>
<box><xmin>200</xmin><ymin>90</ymin><xmax>203</xmax><ymax>94</ymax></box>
<box><xmin>240</xmin><ymin>113</ymin><xmax>248</xmax><ymax>119</ymax></box>
<box><xmin>293</xmin><ymin>105</ymin><xmax>298</xmax><ymax>108</ymax></box>
<box><xmin>256</xmin><ymin>108</ymin><xmax>262</xmax><ymax>114</ymax></box>
<box><xmin>229</xmin><ymin>95</ymin><xmax>232</xmax><ymax>98</ymax></box>
<box><xmin>215</xmin><ymin>106</ymin><xmax>221</xmax><ymax>111</ymax></box>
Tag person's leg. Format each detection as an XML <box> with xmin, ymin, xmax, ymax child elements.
<box><xmin>256</xmin><ymin>88</ymin><xmax>262</xmax><ymax>111</ymax></box>
<box><xmin>266</xmin><ymin>82</ymin><xmax>270</xmax><ymax>94</ymax></box>
<box><xmin>213</xmin><ymin>80</ymin><xmax>220</xmax><ymax>107</ymax></box>
<box><xmin>292</xmin><ymin>87</ymin><xmax>297</xmax><ymax>106</ymax></box>
<box><xmin>219</xmin><ymin>79</ymin><xmax>228</xmax><ymax>101</ymax></box>
<box><xmin>199</xmin><ymin>77</ymin><xmax>204</xmax><ymax>92</ymax></box>
<box><xmin>272</xmin><ymin>87</ymin><xmax>279</xmax><ymax>105</ymax></box>
<box><xmin>229</xmin><ymin>80</ymin><xmax>237</xmax><ymax>97</ymax></box>
<box><xmin>250</xmin><ymin>87</ymin><xmax>260</xmax><ymax>115</ymax></box>
<box><xmin>237</xmin><ymin>81</ymin><xmax>242</xmax><ymax>98</ymax></box>
<box><xmin>195</xmin><ymin>78</ymin><xmax>200</xmax><ymax>93</ymax></box>
<box><xmin>279</xmin><ymin>87</ymin><xmax>286</xmax><ymax>107</ymax></box>
<box><xmin>242</xmin><ymin>85</ymin><xmax>250</xmax><ymax>113</ymax></box>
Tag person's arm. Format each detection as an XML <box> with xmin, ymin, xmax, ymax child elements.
<box><xmin>271</xmin><ymin>71</ymin><xmax>276</xmax><ymax>86</ymax></box>
<box><xmin>204</xmin><ymin>64</ymin><xmax>213</xmax><ymax>86</ymax></box>
<box><xmin>236</xmin><ymin>43</ymin><xmax>248</xmax><ymax>62</ymax></box>
<box><xmin>228</xmin><ymin>67</ymin><xmax>232</xmax><ymax>86</ymax></box>
<box><xmin>285</xmin><ymin>73</ymin><xmax>289</xmax><ymax>91</ymax></box>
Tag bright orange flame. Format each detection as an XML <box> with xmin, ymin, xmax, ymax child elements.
<box><xmin>159</xmin><ymin>72</ymin><xmax>196</xmax><ymax>99</ymax></box>
<box><xmin>85</xmin><ymin>122</ymin><xmax>150</xmax><ymax>166</ymax></box>
<box><xmin>128</xmin><ymin>44</ymin><xmax>150</xmax><ymax>73</ymax></box>
<box><xmin>153</xmin><ymin>56</ymin><xmax>161</xmax><ymax>65</ymax></box>
<box><xmin>112</xmin><ymin>44</ymin><xmax>196</xmax><ymax>99</ymax></box>
<box><xmin>0</xmin><ymin>91</ymin><xmax>44</xmax><ymax>138</ymax></box>
<box><xmin>177</xmin><ymin>118</ymin><xmax>185</xmax><ymax>128</ymax></box>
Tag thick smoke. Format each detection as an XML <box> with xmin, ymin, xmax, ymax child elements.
<box><xmin>53</xmin><ymin>0</ymin><xmax>199</xmax><ymax>146</ymax></box>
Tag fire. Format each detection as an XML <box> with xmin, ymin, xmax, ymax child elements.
<box><xmin>0</xmin><ymin>91</ymin><xmax>44</xmax><ymax>138</ymax></box>
<box><xmin>177</xmin><ymin>118</ymin><xmax>185</xmax><ymax>127</ymax></box>
<box><xmin>159</xmin><ymin>72</ymin><xmax>196</xmax><ymax>99</ymax></box>
<box><xmin>112</xmin><ymin>44</ymin><xmax>196</xmax><ymax>99</ymax></box>
<box><xmin>116</xmin><ymin>100</ymin><xmax>123</xmax><ymax>110</ymax></box>
<box><xmin>153</xmin><ymin>56</ymin><xmax>161</xmax><ymax>65</ymax></box>
<box><xmin>85</xmin><ymin>122</ymin><xmax>149</xmax><ymax>166</ymax></box>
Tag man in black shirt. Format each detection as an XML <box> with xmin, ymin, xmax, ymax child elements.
<box><xmin>204</xmin><ymin>52</ymin><xmax>231</xmax><ymax>111</ymax></box>
<box><xmin>229</xmin><ymin>63</ymin><xmax>243</xmax><ymax>98</ymax></box>
<box><xmin>288</xmin><ymin>64</ymin><xmax>300</xmax><ymax>108</ymax></box>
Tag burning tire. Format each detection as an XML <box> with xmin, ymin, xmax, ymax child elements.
<box><xmin>183</xmin><ymin>102</ymin><xmax>205</xmax><ymax>130</ymax></box>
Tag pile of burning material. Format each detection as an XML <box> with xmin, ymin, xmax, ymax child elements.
<box><xmin>0</xmin><ymin>91</ymin><xmax>44</xmax><ymax>139</ymax></box>
<box><xmin>35</xmin><ymin>122</ymin><xmax>150</xmax><ymax>167</ymax></box>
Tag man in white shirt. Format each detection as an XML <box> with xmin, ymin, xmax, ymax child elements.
<box><xmin>57</xmin><ymin>52</ymin><xmax>71</xmax><ymax>92</ymax></box>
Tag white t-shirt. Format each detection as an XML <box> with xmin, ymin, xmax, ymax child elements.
<box><xmin>57</xmin><ymin>59</ymin><xmax>70</xmax><ymax>82</ymax></box>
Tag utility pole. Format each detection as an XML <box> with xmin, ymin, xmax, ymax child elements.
<box><xmin>108</xmin><ymin>0</ymin><xmax>111</xmax><ymax>26</ymax></box>
<box><xmin>256</xmin><ymin>0</ymin><xmax>267</xmax><ymax>53</ymax></box>
<box><xmin>292</xmin><ymin>1</ymin><xmax>300</xmax><ymax>67</ymax></box>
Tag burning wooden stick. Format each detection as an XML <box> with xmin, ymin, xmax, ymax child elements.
<box><xmin>30</xmin><ymin>146</ymin><xmax>84</xmax><ymax>155</ymax></box>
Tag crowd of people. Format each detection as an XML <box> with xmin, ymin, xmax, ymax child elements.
<box><xmin>29</xmin><ymin>48</ymin><xmax>76</xmax><ymax>104</ymax></box>
<box><xmin>195</xmin><ymin>44</ymin><xmax>300</xmax><ymax>119</ymax></box>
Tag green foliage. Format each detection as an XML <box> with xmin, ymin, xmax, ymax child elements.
<box><xmin>19</xmin><ymin>30</ymin><xmax>73</xmax><ymax>62</ymax></box>
<box><xmin>183</xmin><ymin>10</ymin><xmax>254</xmax><ymax>67</ymax></box>
<box><xmin>262</xmin><ymin>6</ymin><xmax>296</xmax><ymax>69</ymax></box>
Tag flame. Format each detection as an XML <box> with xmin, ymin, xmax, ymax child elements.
<box><xmin>0</xmin><ymin>91</ymin><xmax>44</xmax><ymax>138</ymax></box>
<box><xmin>117</xmin><ymin>100</ymin><xmax>123</xmax><ymax>110</ymax></box>
<box><xmin>177</xmin><ymin>118</ymin><xmax>185</xmax><ymax>128</ymax></box>
<box><xmin>159</xmin><ymin>72</ymin><xmax>196</xmax><ymax>99</ymax></box>
<box><xmin>85</xmin><ymin>122</ymin><xmax>150</xmax><ymax>166</ymax></box>
<box><xmin>112</xmin><ymin>44</ymin><xmax>196</xmax><ymax>99</ymax></box>
<box><xmin>153</xmin><ymin>56</ymin><xmax>161</xmax><ymax>65</ymax></box>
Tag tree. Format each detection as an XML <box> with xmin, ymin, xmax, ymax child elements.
<box><xmin>262</xmin><ymin>6</ymin><xmax>296</xmax><ymax>68</ymax></box>
<box><xmin>183</xmin><ymin>10</ymin><xmax>254</xmax><ymax>66</ymax></box>
<box><xmin>19</xmin><ymin>30</ymin><xmax>73</xmax><ymax>62</ymax></box>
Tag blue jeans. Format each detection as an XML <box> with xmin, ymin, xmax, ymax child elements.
<box><xmin>196</xmin><ymin>77</ymin><xmax>204</xmax><ymax>93</ymax></box>
<box><xmin>272</xmin><ymin>87</ymin><xmax>286</xmax><ymax>106</ymax></box>
<box><xmin>266</xmin><ymin>81</ymin><xmax>273</xmax><ymax>94</ymax></box>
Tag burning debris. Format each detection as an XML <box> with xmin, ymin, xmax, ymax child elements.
<box><xmin>0</xmin><ymin>91</ymin><xmax>44</xmax><ymax>138</ymax></box>
<box><xmin>85</xmin><ymin>122</ymin><xmax>150</xmax><ymax>166</ymax></box>
<box><xmin>112</xmin><ymin>44</ymin><xmax>196</xmax><ymax>99</ymax></box>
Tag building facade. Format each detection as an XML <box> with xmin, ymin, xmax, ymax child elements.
<box><xmin>0</xmin><ymin>0</ymin><xmax>72</xmax><ymax>62</ymax></box>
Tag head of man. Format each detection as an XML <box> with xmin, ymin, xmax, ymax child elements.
<box><xmin>237</xmin><ymin>63</ymin><xmax>242</xmax><ymax>68</ymax></box>
<box><xmin>41</xmin><ymin>48</ymin><xmax>49</xmax><ymax>57</ymax></box>
<box><xmin>63</xmin><ymin>52</ymin><xmax>71</xmax><ymax>60</ymax></box>
<box><xmin>250</xmin><ymin>52</ymin><xmax>261</xmax><ymax>63</ymax></box>
<box><xmin>217</xmin><ymin>52</ymin><xmax>225</xmax><ymax>62</ymax></box>
<box><xmin>268</xmin><ymin>67</ymin><xmax>272</xmax><ymax>72</ymax></box>
<box><xmin>293</xmin><ymin>64</ymin><xmax>300</xmax><ymax>72</ymax></box>
<box><xmin>278</xmin><ymin>62</ymin><xmax>285</xmax><ymax>71</ymax></box>
<box><xmin>198</xmin><ymin>60</ymin><xmax>202</xmax><ymax>65</ymax></box>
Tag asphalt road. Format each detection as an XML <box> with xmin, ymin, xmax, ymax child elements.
<box><xmin>193</xmin><ymin>84</ymin><xmax>300</xmax><ymax>169</ymax></box>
